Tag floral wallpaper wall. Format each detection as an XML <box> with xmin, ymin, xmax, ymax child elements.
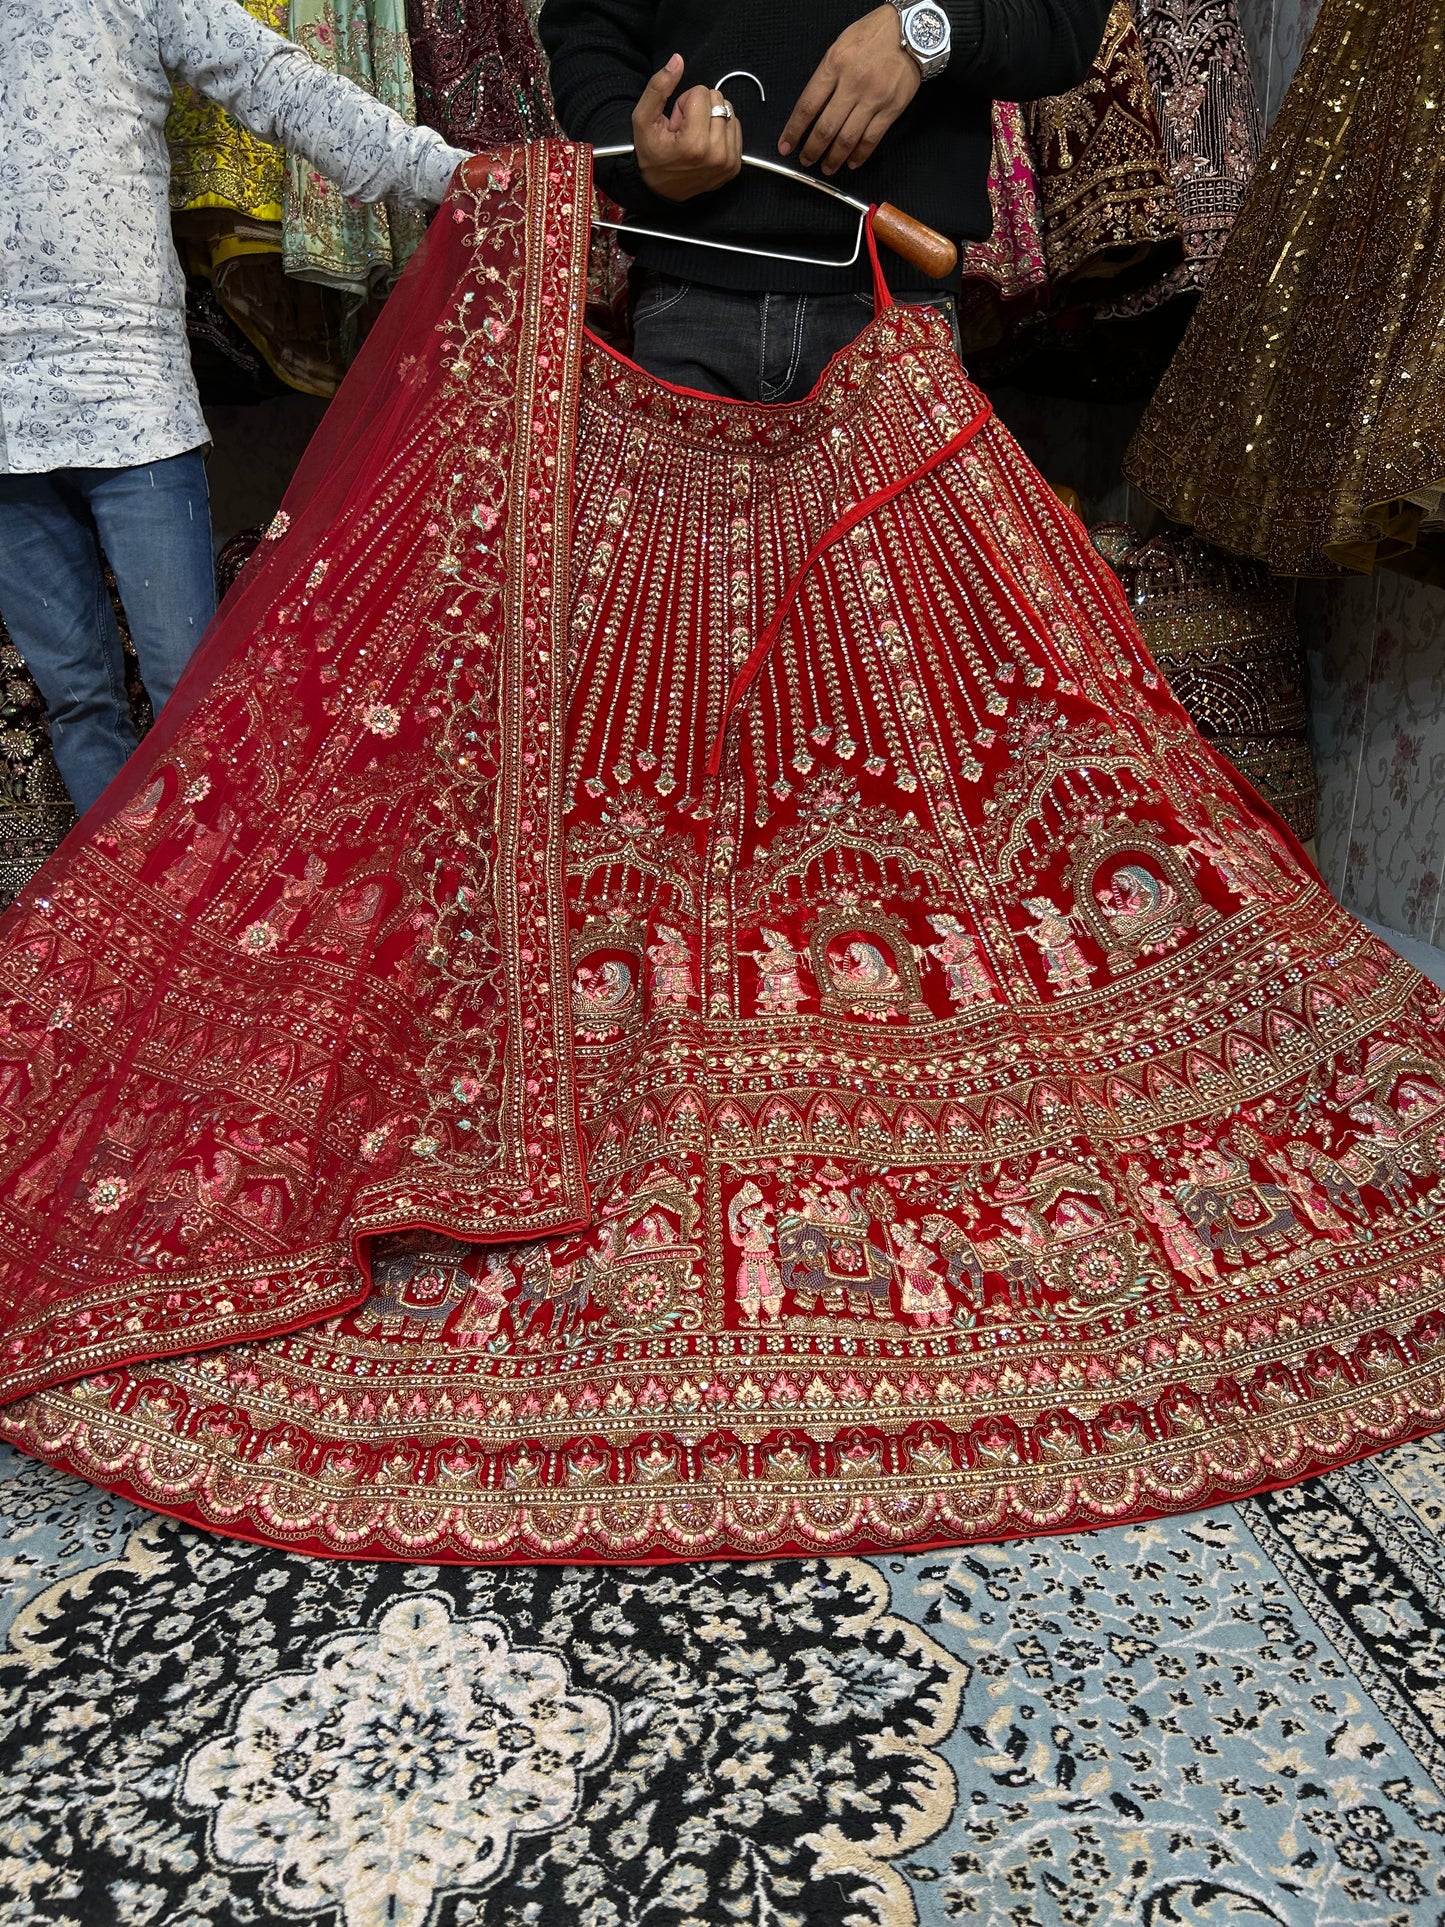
<box><xmin>1300</xmin><ymin>572</ymin><xmax>1445</xmax><ymax>946</ymax></box>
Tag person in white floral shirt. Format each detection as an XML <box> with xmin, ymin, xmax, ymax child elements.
<box><xmin>0</xmin><ymin>0</ymin><xmax>468</xmax><ymax>814</ymax></box>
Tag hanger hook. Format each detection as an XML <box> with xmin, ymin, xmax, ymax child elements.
<box><xmin>715</xmin><ymin>69</ymin><xmax>767</xmax><ymax>101</ymax></box>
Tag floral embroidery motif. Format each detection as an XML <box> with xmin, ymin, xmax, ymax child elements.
<box><xmin>359</xmin><ymin>701</ymin><xmax>402</xmax><ymax>737</ymax></box>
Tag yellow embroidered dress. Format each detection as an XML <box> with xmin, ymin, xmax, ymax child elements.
<box><xmin>168</xmin><ymin>0</ymin><xmax>349</xmax><ymax>393</ymax></box>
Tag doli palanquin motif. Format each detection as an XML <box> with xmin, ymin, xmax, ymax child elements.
<box><xmin>0</xmin><ymin>145</ymin><xmax>1443</xmax><ymax>1564</ymax></box>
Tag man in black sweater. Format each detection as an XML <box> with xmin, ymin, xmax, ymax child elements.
<box><xmin>539</xmin><ymin>0</ymin><xmax>1111</xmax><ymax>400</ymax></box>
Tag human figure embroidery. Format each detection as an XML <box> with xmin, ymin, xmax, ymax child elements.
<box><xmin>576</xmin><ymin>958</ymin><xmax>633</xmax><ymax>1016</ymax></box>
<box><xmin>0</xmin><ymin>145</ymin><xmax>1443</xmax><ymax>1567</ymax></box>
<box><xmin>749</xmin><ymin>928</ymin><xmax>810</xmax><ymax>1014</ymax></box>
<box><xmin>1023</xmin><ymin>897</ymin><xmax>1094</xmax><ymax>993</ymax></box>
<box><xmin>888</xmin><ymin>1220</ymin><xmax>952</xmax><ymax>1328</ymax></box>
<box><xmin>1095</xmin><ymin>863</ymin><xmax>1180</xmax><ymax>939</ymax></box>
<box><xmin>834</xmin><ymin>940</ymin><xmax>898</xmax><ymax>989</ymax></box>
<box><xmin>926</xmin><ymin>914</ymin><xmax>997</xmax><ymax>1007</ymax></box>
<box><xmin>647</xmin><ymin>925</ymin><xmax>695</xmax><ymax>1010</ymax></box>
<box><xmin>728</xmin><ymin>1181</ymin><xmax>785</xmax><ymax>1324</ymax></box>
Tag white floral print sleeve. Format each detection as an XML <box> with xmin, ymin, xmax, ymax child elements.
<box><xmin>0</xmin><ymin>0</ymin><xmax>468</xmax><ymax>477</ymax></box>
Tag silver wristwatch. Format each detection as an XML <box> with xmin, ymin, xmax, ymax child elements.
<box><xmin>893</xmin><ymin>1</ymin><xmax>952</xmax><ymax>79</ymax></box>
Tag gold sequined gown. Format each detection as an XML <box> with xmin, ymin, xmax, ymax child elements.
<box><xmin>1126</xmin><ymin>0</ymin><xmax>1445</xmax><ymax>579</ymax></box>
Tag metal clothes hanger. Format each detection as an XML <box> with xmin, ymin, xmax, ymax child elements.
<box><xmin>591</xmin><ymin>71</ymin><xmax>958</xmax><ymax>281</ymax></box>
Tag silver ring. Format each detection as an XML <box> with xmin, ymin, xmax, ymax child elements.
<box><xmin>710</xmin><ymin>100</ymin><xmax>734</xmax><ymax>120</ymax></box>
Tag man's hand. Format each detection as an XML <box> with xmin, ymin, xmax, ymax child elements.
<box><xmin>779</xmin><ymin>6</ymin><xmax>920</xmax><ymax>175</ymax></box>
<box><xmin>633</xmin><ymin>54</ymin><xmax>744</xmax><ymax>202</ymax></box>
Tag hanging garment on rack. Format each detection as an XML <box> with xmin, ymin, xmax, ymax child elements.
<box><xmin>165</xmin><ymin>0</ymin><xmax>290</xmax><ymax>220</ymax></box>
<box><xmin>167</xmin><ymin>0</ymin><xmax>351</xmax><ymax>396</ymax></box>
<box><xmin>0</xmin><ymin>575</ymin><xmax>153</xmax><ymax>913</ymax></box>
<box><xmin>404</xmin><ymin>0</ymin><xmax>556</xmax><ymax>149</ymax></box>
<box><xmin>960</xmin><ymin>103</ymin><xmax>1049</xmax><ymax>309</ymax></box>
<box><xmin>0</xmin><ymin>623</ymin><xmax>76</xmax><ymax>914</ymax></box>
<box><xmin>1024</xmin><ymin>0</ymin><xmax>1183</xmax><ymax>291</ymax></box>
<box><xmin>184</xmin><ymin>278</ymin><xmax>290</xmax><ymax>405</ymax></box>
<box><xmin>215</xmin><ymin>529</ymin><xmax>269</xmax><ymax>602</ymax></box>
<box><xmin>171</xmin><ymin>216</ymin><xmax>353</xmax><ymax>398</ymax></box>
<box><xmin>1100</xmin><ymin>528</ymin><xmax>1317</xmax><ymax>840</ymax></box>
<box><xmin>2</xmin><ymin>146</ymin><xmax>1444</xmax><ymax>1566</ymax></box>
<box><xmin>403</xmin><ymin>0</ymin><xmax>620</xmax><ymax>323</ymax></box>
<box><xmin>1103</xmin><ymin>0</ymin><xmax>1263</xmax><ymax>318</ymax></box>
<box><xmin>1126</xmin><ymin>0</ymin><xmax>1445</xmax><ymax>578</ymax></box>
<box><xmin>282</xmin><ymin>0</ymin><xmax>428</xmax><ymax>300</ymax></box>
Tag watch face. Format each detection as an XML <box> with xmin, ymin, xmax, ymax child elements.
<box><xmin>906</xmin><ymin>5</ymin><xmax>949</xmax><ymax>53</ymax></box>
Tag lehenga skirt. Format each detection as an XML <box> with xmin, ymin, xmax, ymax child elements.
<box><xmin>1</xmin><ymin>145</ymin><xmax>1443</xmax><ymax>1564</ymax></box>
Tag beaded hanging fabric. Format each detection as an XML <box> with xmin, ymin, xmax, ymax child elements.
<box><xmin>282</xmin><ymin>0</ymin><xmax>429</xmax><ymax>303</ymax></box>
<box><xmin>0</xmin><ymin>625</ymin><xmax>75</xmax><ymax>916</ymax></box>
<box><xmin>0</xmin><ymin>575</ymin><xmax>155</xmax><ymax>914</ymax></box>
<box><xmin>960</xmin><ymin>103</ymin><xmax>1049</xmax><ymax>308</ymax></box>
<box><xmin>1098</xmin><ymin>527</ymin><xmax>1318</xmax><ymax>842</ymax></box>
<box><xmin>956</xmin><ymin>102</ymin><xmax>1050</xmax><ymax>356</ymax></box>
<box><xmin>1</xmin><ymin>146</ymin><xmax>1444</xmax><ymax>1565</ymax></box>
<box><xmin>1103</xmin><ymin>0</ymin><xmax>1264</xmax><ymax>318</ymax></box>
<box><xmin>167</xmin><ymin>0</ymin><xmax>352</xmax><ymax>393</ymax></box>
<box><xmin>404</xmin><ymin>0</ymin><xmax>556</xmax><ymax>148</ymax></box>
<box><xmin>402</xmin><ymin>0</ymin><xmax>628</xmax><ymax>331</ymax></box>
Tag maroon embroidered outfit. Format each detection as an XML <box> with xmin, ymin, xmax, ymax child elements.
<box><xmin>0</xmin><ymin>146</ymin><xmax>1442</xmax><ymax>1564</ymax></box>
<box><xmin>404</xmin><ymin>0</ymin><xmax>555</xmax><ymax>149</ymax></box>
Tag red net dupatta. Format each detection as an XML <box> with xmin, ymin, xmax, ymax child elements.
<box><xmin>0</xmin><ymin>146</ymin><xmax>593</xmax><ymax>1401</ymax></box>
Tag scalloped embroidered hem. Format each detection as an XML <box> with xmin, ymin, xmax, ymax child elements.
<box><xmin>5</xmin><ymin>1371</ymin><xmax>1444</xmax><ymax>1564</ymax></box>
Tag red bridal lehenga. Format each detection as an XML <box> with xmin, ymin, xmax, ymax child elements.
<box><xmin>2</xmin><ymin>145</ymin><xmax>1444</xmax><ymax>1564</ymax></box>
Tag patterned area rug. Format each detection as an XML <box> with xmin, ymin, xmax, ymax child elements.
<box><xmin>4</xmin><ymin>1435</ymin><xmax>1444</xmax><ymax>1926</ymax></box>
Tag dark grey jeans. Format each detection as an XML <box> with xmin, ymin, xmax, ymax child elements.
<box><xmin>630</xmin><ymin>276</ymin><xmax>962</xmax><ymax>403</ymax></box>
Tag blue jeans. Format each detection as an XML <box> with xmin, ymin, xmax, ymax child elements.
<box><xmin>630</xmin><ymin>277</ymin><xmax>962</xmax><ymax>402</ymax></box>
<box><xmin>0</xmin><ymin>450</ymin><xmax>217</xmax><ymax>815</ymax></box>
